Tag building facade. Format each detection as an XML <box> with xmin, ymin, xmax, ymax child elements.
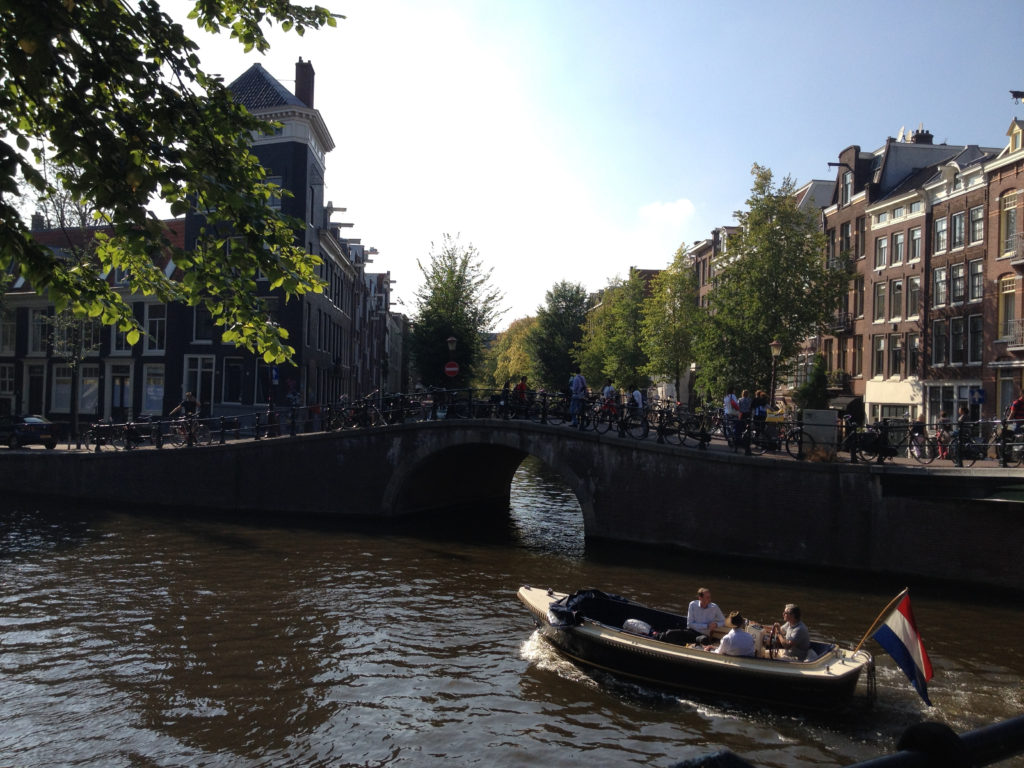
<box><xmin>0</xmin><ymin>59</ymin><xmax>404</xmax><ymax>422</ymax></box>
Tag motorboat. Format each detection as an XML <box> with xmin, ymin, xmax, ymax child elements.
<box><xmin>517</xmin><ymin>586</ymin><xmax>874</xmax><ymax>711</ymax></box>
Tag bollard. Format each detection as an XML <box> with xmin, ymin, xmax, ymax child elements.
<box><xmin>219</xmin><ymin>416</ymin><xmax>226</xmax><ymax>445</ymax></box>
<box><xmin>254</xmin><ymin>413</ymin><xmax>262</xmax><ymax>440</ymax></box>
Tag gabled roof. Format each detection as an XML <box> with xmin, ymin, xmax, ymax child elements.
<box><xmin>228</xmin><ymin>63</ymin><xmax>306</xmax><ymax>111</ymax></box>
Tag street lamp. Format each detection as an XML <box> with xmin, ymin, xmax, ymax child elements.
<box><xmin>447</xmin><ymin>336</ymin><xmax>457</xmax><ymax>355</ymax></box>
<box><xmin>769</xmin><ymin>339</ymin><xmax>783</xmax><ymax>409</ymax></box>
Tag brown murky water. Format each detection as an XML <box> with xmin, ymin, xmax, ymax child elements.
<box><xmin>1</xmin><ymin>456</ymin><xmax>1022</xmax><ymax>767</ymax></box>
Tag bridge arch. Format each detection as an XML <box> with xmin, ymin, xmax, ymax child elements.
<box><xmin>381</xmin><ymin>423</ymin><xmax>596</xmax><ymax>530</ymax></box>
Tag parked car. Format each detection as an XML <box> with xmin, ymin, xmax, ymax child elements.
<box><xmin>0</xmin><ymin>415</ymin><xmax>58</xmax><ymax>449</ymax></box>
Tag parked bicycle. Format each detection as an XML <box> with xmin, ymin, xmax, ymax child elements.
<box><xmin>746</xmin><ymin>417</ymin><xmax>816</xmax><ymax>460</ymax></box>
<box><xmin>837</xmin><ymin>417</ymin><xmax>897</xmax><ymax>463</ymax></box>
<box><xmin>166</xmin><ymin>415</ymin><xmax>212</xmax><ymax>447</ymax></box>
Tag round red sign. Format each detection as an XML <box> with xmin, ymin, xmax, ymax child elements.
<box><xmin>444</xmin><ymin>361</ymin><xmax>460</xmax><ymax>377</ymax></box>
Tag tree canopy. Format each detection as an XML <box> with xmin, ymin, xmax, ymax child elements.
<box><xmin>527</xmin><ymin>281</ymin><xmax>589</xmax><ymax>391</ymax></box>
<box><xmin>692</xmin><ymin>164</ymin><xmax>847</xmax><ymax>397</ymax></box>
<box><xmin>642</xmin><ymin>244</ymin><xmax>700</xmax><ymax>400</ymax></box>
<box><xmin>408</xmin><ymin>234</ymin><xmax>504</xmax><ymax>388</ymax></box>
<box><xmin>484</xmin><ymin>315</ymin><xmax>539</xmax><ymax>390</ymax></box>
<box><xmin>1</xmin><ymin>0</ymin><xmax>337</xmax><ymax>361</ymax></box>
<box><xmin>575</xmin><ymin>272</ymin><xmax>649</xmax><ymax>391</ymax></box>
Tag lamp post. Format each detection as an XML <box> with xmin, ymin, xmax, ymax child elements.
<box><xmin>769</xmin><ymin>339</ymin><xmax>782</xmax><ymax>409</ymax></box>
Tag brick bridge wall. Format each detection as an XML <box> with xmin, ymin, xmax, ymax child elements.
<box><xmin>2</xmin><ymin>420</ymin><xmax>1022</xmax><ymax>590</ymax></box>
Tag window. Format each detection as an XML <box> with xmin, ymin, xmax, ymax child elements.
<box><xmin>853</xmin><ymin>335</ymin><xmax>863</xmax><ymax>376</ymax></box>
<box><xmin>112</xmin><ymin>325</ymin><xmax>131</xmax><ymax>354</ymax></box>
<box><xmin>892</xmin><ymin>231</ymin><xmax>904</xmax><ymax>265</ymax></box>
<box><xmin>968</xmin><ymin>315</ymin><xmax>983</xmax><ymax>364</ymax></box>
<box><xmin>840</xmin><ymin>221</ymin><xmax>851</xmax><ymax>254</ymax></box>
<box><xmin>856</xmin><ymin>217</ymin><xmax>867</xmax><ymax>258</ymax></box>
<box><xmin>951</xmin><ymin>263</ymin><xmax>965</xmax><ymax>303</ymax></box>
<box><xmin>873</xmin><ymin>336</ymin><xmax>885</xmax><ymax>377</ymax></box>
<box><xmin>908</xmin><ymin>333</ymin><xmax>920</xmax><ymax>376</ymax></box>
<box><xmin>909</xmin><ymin>227</ymin><xmax>922</xmax><ymax>261</ymax></box>
<box><xmin>910</xmin><ymin>200</ymin><xmax>924</xmax><ymax>214</ymax></box>
<box><xmin>934</xmin><ymin>217</ymin><xmax>948</xmax><ymax>251</ymax></box>
<box><xmin>890</xmin><ymin>280</ymin><xmax>903</xmax><ymax>320</ymax></box>
<box><xmin>79</xmin><ymin>364</ymin><xmax>99</xmax><ymax>413</ymax></box>
<box><xmin>932</xmin><ymin>267</ymin><xmax>948</xmax><ymax>307</ymax></box>
<box><xmin>145</xmin><ymin>304</ymin><xmax>166</xmax><ymax>352</ymax></box>
<box><xmin>873</xmin><ymin>281</ymin><xmax>887</xmax><ymax>321</ymax></box>
<box><xmin>266</xmin><ymin>175</ymin><xmax>283</xmax><ymax>209</ymax></box>
<box><xmin>950</xmin><ymin>317</ymin><xmax>965</xmax><ymax>365</ymax></box>
<box><xmin>193</xmin><ymin>306</ymin><xmax>215</xmax><ymax>342</ymax></box>
<box><xmin>853</xmin><ymin>276</ymin><xmax>865</xmax><ymax>317</ymax></box>
<box><xmin>951</xmin><ymin>211</ymin><xmax>965</xmax><ymax>249</ymax></box>
<box><xmin>223</xmin><ymin>358</ymin><xmax>244</xmax><ymax>403</ymax></box>
<box><xmin>1001</xmin><ymin>192</ymin><xmax>1018</xmax><ymax>255</ymax></box>
<box><xmin>0</xmin><ymin>363</ymin><xmax>13</xmax><ymax>397</ymax></box>
<box><xmin>29</xmin><ymin>308</ymin><xmax>47</xmax><ymax>354</ymax></box>
<box><xmin>874</xmin><ymin>236</ymin><xmax>888</xmax><ymax>268</ymax></box>
<box><xmin>52</xmin><ymin>365</ymin><xmax>72</xmax><ymax>412</ymax></box>
<box><xmin>142</xmin><ymin>364</ymin><xmax>164</xmax><ymax>414</ymax></box>
<box><xmin>889</xmin><ymin>334</ymin><xmax>903</xmax><ymax>378</ymax></box>
<box><xmin>892</xmin><ymin>206</ymin><xmax>905</xmax><ymax>219</ymax></box>
<box><xmin>969</xmin><ymin>206</ymin><xmax>984</xmax><ymax>244</ymax></box>
<box><xmin>969</xmin><ymin>259</ymin><xmax>984</xmax><ymax>301</ymax></box>
<box><xmin>842</xmin><ymin>171</ymin><xmax>853</xmax><ymax>205</ymax></box>
<box><xmin>877</xmin><ymin>211</ymin><xmax>889</xmax><ymax>224</ymax></box>
<box><xmin>932</xmin><ymin>320</ymin><xmax>948</xmax><ymax>365</ymax></box>
<box><xmin>999</xmin><ymin>277</ymin><xmax>1016</xmax><ymax>338</ymax></box>
<box><xmin>0</xmin><ymin>310</ymin><xmax>13</xmax><ymax>354</ymax></box>
<box><xmin>907</xmin><ymin>276</ymin><xmax>921</xmax><ymax>317</ymax></box>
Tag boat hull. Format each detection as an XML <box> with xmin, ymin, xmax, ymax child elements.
<box><xmin>519</xmin><ymin>586</ymin><xmax>871</xmax><ymax>711</ymax></box>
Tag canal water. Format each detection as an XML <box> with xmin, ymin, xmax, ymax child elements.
<box><xmin>1</xmin><ymin>456</ymin><xmax>1022</xmax><ymax>767</ymax></box>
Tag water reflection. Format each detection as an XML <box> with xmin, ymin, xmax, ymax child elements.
<box><xmin>0</xmin><ymin>460</ymin><xmax>1021</xmax><ymax>767</ymax></box>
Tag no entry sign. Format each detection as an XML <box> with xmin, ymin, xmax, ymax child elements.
<box><xmin>444</xmin><ymin>361</ymin><xmax>459</xmax><ymax>377</ymax></box>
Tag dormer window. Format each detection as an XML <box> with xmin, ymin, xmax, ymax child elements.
<box><xmin>842</xmin><ymin>171</ymin><xmax>853</xmax><ymax>205</ymax></box>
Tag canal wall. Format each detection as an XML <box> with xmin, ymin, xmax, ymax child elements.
<box><xmin>2</xmin><ymin>421</ymin><xmax>1022</xmax><ymax>591</ymax></box>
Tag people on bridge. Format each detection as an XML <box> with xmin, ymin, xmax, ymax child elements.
<box><xmin>1007</xmin><ymin>391</ymin><xmax>1024</xmax><ymax>432</ymax></box>
<box><xmin>569</xmin><ymin>368</ymin><xmax>587</xmax><ymax>428</ymax></box>
<box><xmin>628</xmin><ymin>383</ymin><xmax>644</xmax><ymax>416</ymax></box>
<box><xmin>772</xmin><ymin>603</ymin><xmax>810</xmax><ymax>661</ymax></box>
<box><xmin>170</xmin><ymin>392</ymin><xmax>199</xmax><ymax>418</ymax></box>
<box><xmin>709</xmin><ymin>611</ymin><xmax>756</xmax><ymax>657</ymax></box>
<box><xmin>723</xmin><ymin>387</ymin><xmax>741</xmax><ymax>452</ymax></box>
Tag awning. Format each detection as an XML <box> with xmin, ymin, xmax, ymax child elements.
<box><xmin>828</xmin><ymin>395</ymin><xmax>862</xmax><ymax>411</ymax></box>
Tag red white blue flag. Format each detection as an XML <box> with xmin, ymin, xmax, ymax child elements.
<box><xmin>872</xmin><ymin>590</ymin><xmax>934</xmax><ymax>706</ymax></box>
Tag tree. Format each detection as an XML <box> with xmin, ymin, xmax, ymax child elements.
<box><xmin>527</xmin><ymin>281</ymin><xmax>589</xmax><ymax>391</ymax></box>
<box><xmin>408</xmin><ymin>234</ymin><xmax>504</xmax><ymax>389</ymax></box>
<box><xmin>1</xmin><ymin>0</ymin><xmax>338</xmax><ymax>362</ymax></box>
<box><xmin>693</xmin><ymin>164</ymin><xmax>848</xmax><ymax>397</ymax></box>
<box><xmin>484</xmin><ymin>316</ymin><xmax>539</xmax><ymax>389</ymax></box>
<box><xmin>793</xmin><ymin>354</ymin><xmax>830</xmax><ymax>410</ymax></box>
<box><xmin>642</xmin><ymin>245</ymin><xmax>700</xmax><ymax>401</ymax></box>
<box><xmin>575</xmin><ymin>272</ymin><xmax>649</xmax><ymax>390</ymax></box>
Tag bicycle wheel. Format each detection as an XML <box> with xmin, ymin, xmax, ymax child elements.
<box><xmin>546</xmin><ymin>399</ymin><xmax>566</xmax><ymax>426</ymax></box>
<box><xmin>626</xmin><ymin>413</ymin><xmax>649</xmax><ymax>440</ymax></box>
<box><xmin>109</xmin><ymin>427</ymin><xmax>127</xmax><ymax>450</ymax></box>
<box><xmin>594</xmin><ymin>408</ymin><xmax>615</xmax><ymax>434</ymax></box>
<box><xmin>1008</xmin><ymin>434</ymin><xmax>1024</xmax><ymax>467</ymax></box>
<box><xmin>195</xmin><ymin>423</ymin><xmax>213</xmax><ymax>445</ymax></box>
<box><xmin>81</xmin><ymin>430</ymin><xmax>95</xmax><ymax>451</ymax></box>
<box><xmin>785</xmin><ymin>429</ymin><xmax>816</xmax><ymax>460</ymax></box>
<box><xmin>748</xmin><ymin>430</ymin><xmax>767</xmax><ymax>455</ymax></box>
<box><xmin>661</xmin><ymin>417</ymin><xmax>685</xmax><ymax>445</ymax></box>
<box><xmin>910</xmin><ymin>437</ymin><xmax>938</xmax><ymax>465</ymax></box>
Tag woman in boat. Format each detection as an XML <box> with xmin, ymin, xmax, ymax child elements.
<box><xmin>710</xmin><ymin>611</ymin><xmax>755</xmax><ymax>657</ymax></box>
<box><xmin>772</xmin><ymin>603</ymin><xmax>810</xmax><ymax>661</ymax></box>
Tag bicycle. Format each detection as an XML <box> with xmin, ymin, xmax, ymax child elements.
<box><xmin>746</xmin><ymin>418</ymin><xmax>816</xmax><ymax>460</ymax></box>
<box><xmin>166</xmin><ymin>415</ymin><xmax>212</xmax><ymax>447</ymax></box>
<box><xmin>837</xmin><ymin>418</ymin><xmax>896</xmax><ymax>463</ymax></box>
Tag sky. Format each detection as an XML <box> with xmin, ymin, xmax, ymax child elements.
<box><xmin>169</xmin><ymin>0</ymin><xmax>1024</xmax><ymax>329</ymax></box>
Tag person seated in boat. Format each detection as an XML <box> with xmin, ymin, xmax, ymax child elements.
<box><xmin>772</xmin><ymin>603</ymin><xmax>810</xmax><ymax>661</ymax></box>
<box><xmin>686</xmin><ymin>587</ymin><xmax>725</xmax><ymax>644</ymax></box>
<box><xmin>709</xmin><ymin>611</ymin><xmax>756</xmax><ymax>657</ymax></box>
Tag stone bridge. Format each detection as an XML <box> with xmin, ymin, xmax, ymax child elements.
<box><xmin>3</xmin><ymin>419</ymin><xmax>1023</xmax><ymax>590</ymax></box>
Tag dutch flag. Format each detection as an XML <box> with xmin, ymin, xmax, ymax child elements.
<box><xmin>872</xmin><ymin>589</ymin><xmax>934</xmax><ymax>706</ymax></box>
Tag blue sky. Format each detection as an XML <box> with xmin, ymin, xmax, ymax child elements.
<box><xmin>172</xmin><ymin>0</ymin><xmax>1024</xmax><ymax>328</ymax></box>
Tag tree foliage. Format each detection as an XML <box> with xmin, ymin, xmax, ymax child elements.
<box><xmin>641</xmin><ymin>244</ymin><xmax>699</xmax><ymax>400</ymax></box>
<box><xmin>575</xmin><ymin>272</ymin><xmax>649</xmax><ymax>390</ymax></box>
<box><xmin>1</xmin><ymin>0</ymin><xmax>337</xmax><ymax>362</ymax></box>
<box><xmin>484</xmin><ymin>315</ymin><xmax>539</xmax><ymax>389</ymax></box>
<box><xmin>692</xmin><ymin>164</ymin><xmax>847</xmax><ymax>398</ymax></box>
<box><xmin>527</xmin><ymin>281</ymin><xmax>588</xmax><ymax>391</ymax></box>
<box><xmin>409</xmin><ymin>234</ymin><xmax>504</xmax><ymax>389</ymax></box>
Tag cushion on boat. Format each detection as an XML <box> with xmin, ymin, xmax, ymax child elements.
<box><xmin>622</xmin><ymin>618</ymin><xmax>652</xmax><ymax>636</ymax></box>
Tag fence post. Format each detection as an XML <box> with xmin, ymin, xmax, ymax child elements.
<box><xmin>154</xmin><ymin>419</ymin><xmax>163</xmax><ymax>450</ymax></box>
<box><xmin>254</xmin><ymin>413</ymin><xmax>262</xmax><ymax>440</ymax></box>
<box><xmin>219</xmin><ymin>416</ymin><xmax>226</xmax><ymax>445</ymax></box>
<box><xmin>290</xmin><ymin>407</ymin><xmax>297</xmax><ymax>437</ymax></box>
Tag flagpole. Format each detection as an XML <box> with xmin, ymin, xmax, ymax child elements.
<box><xmin>853</xmin><ymin>587</ymin><xmax>909</xmax><ymax>653</ymax></box>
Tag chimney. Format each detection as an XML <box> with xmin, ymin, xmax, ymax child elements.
<box><xmin>910</xmin><ymin>128</ymin><xmax>933</xmax><ymax>145</ymax></box>
<box><xmin>295</xmin><ymin>58</ymin><xmax>315</xmax><ymax>108</ymax></box>
<box><xmin>30</xmin><ymin>212</ymin><xmax>45</xmax><ymax>230</ymax></box>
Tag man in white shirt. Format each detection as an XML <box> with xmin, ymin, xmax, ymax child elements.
<box><xmin>711</xmin><ymin>611</ymin><xmax>756</xmax><ymax>657</ymax></box>
<box><xmin>686</xmin><ymin>587</ymin><xmax>725</xmax><ymax>644</ymax></box>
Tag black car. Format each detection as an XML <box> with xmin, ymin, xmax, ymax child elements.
<box><xmin>0</xmin><ymin>415</ymin><xmax>58</xmax><ymax>449</ymax></box>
